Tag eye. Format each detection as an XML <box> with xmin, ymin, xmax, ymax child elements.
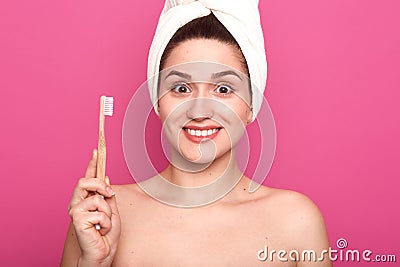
<box><xmin>214</xmin><ymin>84</ymin><xmax>233</xmax><ymax>95</ymax></box>
<box><xmin>171</xmin><ymin>83</ymin><xmax>191</xmax><ymax>94</ymax></box>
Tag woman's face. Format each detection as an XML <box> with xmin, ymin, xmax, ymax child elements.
<box><xmin>157</xmin><ymin>39</ymin><xmax>253</xmax><ymax>164</ymax></box>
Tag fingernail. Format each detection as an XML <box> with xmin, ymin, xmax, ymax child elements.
<box><xmin>106</xmin><ymin>186</ymin><xmax>114</xmax><ymax>195</ymax></box>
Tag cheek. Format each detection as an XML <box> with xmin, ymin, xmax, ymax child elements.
<box><xmin>229</xmin><ymin>101</ymin><xmax>251</xmax><ymax>123</ymax></box>
<box><xmin>158</xmin><ymin>96</ymin><xmax>190</xmax><ymax>131</ymax></box>
<box><xmin>158</xmin><ymin>96</ymin><xmax>175</xmax><ymax>121</ymax></box>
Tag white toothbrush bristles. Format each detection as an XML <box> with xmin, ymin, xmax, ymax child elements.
<box><xmin>103</xmin><ymin>96</ymin><xmax>114</xmax><ymax>116</ymax></box>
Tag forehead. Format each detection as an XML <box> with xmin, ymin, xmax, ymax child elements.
<box><xmin>162</xmin><ymin>39</ymin><xmax>246</xmax><ymax>75</ymax></box>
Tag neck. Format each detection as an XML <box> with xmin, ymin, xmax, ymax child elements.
<box><xmin>163</xmin><ymin>148</ymin><xmax>240</xmax><ymax>187</ymax></box>
<box><xmin>143</xmin><ymin>148</ymin><xmax>247</xmax><ymax>207</ymax></box>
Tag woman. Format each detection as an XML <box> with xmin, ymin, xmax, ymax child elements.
<box><xmin>61</xmin><ymin>1</ymin><xmax>331</xmax><ymax>266</ymax></box>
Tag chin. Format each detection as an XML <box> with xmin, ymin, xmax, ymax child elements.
<box><xmin>181</xmin><ymin>143</ymin><xmax>232</xmax><ymax>165</ymax></box>
<box><xmin>180</xmin><ymin>144</ymin><xmax>215</xmax><ymax>164</ymax></box>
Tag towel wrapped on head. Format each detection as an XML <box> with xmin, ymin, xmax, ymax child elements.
<box><xmin>147</xmin><ymin>0</ymin><xmax>267</xmax><ymax>121</ymax></box>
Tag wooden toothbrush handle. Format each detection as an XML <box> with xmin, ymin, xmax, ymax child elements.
<box><xmin>97</xmin><ymin>133</ymin><xmax>106</xmax><ymax>181</ymax></box>
<box><xmin>97</xmin><ymin>96</ymin><xmax>106</xmax><ymax>181</ymax></box>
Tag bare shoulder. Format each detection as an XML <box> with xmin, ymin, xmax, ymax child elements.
<box><xmin>260</xmin><ymin>186</ymin><xmax>322</xmax><ymax>215</ymax></box>
<box><xmin>253</xmin><ymin>184</ymin><xmax>330</xmax><ymax>254</ymax></box>
<box><xmin>110</xmin><ymin>183</ymin><xmax>150</xmax><ymax>210</ymax></box>
<box><xmin>254</xmin><ymin>185</ymin><xmax>327</xmax><ymax>228</ymax></box>
<box><xmin>111</xmin><ymin>183</ymin><xmax>143</xmax><ymax>196</ymax></box>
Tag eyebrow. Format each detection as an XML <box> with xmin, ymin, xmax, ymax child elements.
<box><xmin>164</xmin><ymin>70</ymin><xmax>192</xmax><ymax>80</ymax></box>
<box><xmin>211</xmin><ymin>70</ymin><xmax>242</xmax><ymax>81</ymax></box>
<box><xmin>163</xmin><ymin>69</ymin><xmax>243</xmax><ymax>81</ymax></box>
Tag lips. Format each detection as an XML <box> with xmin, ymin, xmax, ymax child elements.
<box><xmin>182</xmin><ymin>125</ymin><xmax>222</xmax><ymax>143</ymax></box>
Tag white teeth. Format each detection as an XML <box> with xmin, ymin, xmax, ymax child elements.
<box><xmin>185</xmin><ymin>128</ymin><xmax>219</xmax><ymax>137</ymax></box>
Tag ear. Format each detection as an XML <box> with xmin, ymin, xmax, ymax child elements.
<box><xmin>246</xmin><ymin>107</ymin><xmax>253</xmax><ymax>125</ymax></box>
<box><xmin>155</xmin><ymin>102</ymin><xmax>160</xmax><ymax>118</ymax></box>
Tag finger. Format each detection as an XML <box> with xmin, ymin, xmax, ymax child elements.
<box><xmin>74</xmin><ymin>211</ymin><xmax>112</xmax><ymax>235</ymax></box>
<box><xmin>71</xmin><ymin>194</ymin><xmax>112</xmax><ymax>218</ymax></box>
<box><xmin>85</xmin><ymin>149</ymin><xmax>98</xmax><ymax>178</ymax></box>
<box><xmin>105</xmin><ymin>176</ymin><xmax>111</xmax><ymax>187</ymax></box>
<box><xmin>70</xmin><ymin>178</ymin><xmax>114</xmax><ymax>209</ymax></box>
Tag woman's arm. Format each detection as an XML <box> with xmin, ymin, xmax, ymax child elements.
<box><xmin>289</xmin><ymin>192</ymin><xmax>332</xmax><ymax>267</ymax></box>
<box><xmin>60</xmin><ymin>150</ymin><xmax>121</xmax><ymax>267</ymax></box>
<box><xmin>61</xmin><ymin>222</ymin><xmax>81</xmax><ymax>267</ymax></box>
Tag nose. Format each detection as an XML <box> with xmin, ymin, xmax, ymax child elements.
<box><xmin>186</xmin><ymin>97</ymin><xmax>215</xmax><ymax>121</ymax></box>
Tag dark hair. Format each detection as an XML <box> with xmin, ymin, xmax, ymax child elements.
<box><xmin>159</xmin><ymin>13</ymin><xmax>250</xmax><ymax>77</ymax></box>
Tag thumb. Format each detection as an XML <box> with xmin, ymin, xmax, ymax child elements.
<box><xmin>107</xmin><ymin>196</ymin><xmax>120</xmax><ymax>218</ymax></box>
<box><xmin>84</xmin><ymin>149</ymin><xmax>97</xmax><ymax>178</ymax></box>
<box><xmin>105</xmin><ymin>176</ymin><xmax>119</xmax><ymax>215</ymax></box>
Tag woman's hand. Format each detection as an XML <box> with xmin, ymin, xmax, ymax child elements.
<box><xmin>62</xmin><ymin>150</ymin><xmax>121</xmax><ymax>267</ymax></box>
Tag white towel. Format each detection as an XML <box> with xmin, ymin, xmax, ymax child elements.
<box><xmin>147</xmin><ymin>0</ymin><xmax>267</xmax><ymax>121</ymax></box>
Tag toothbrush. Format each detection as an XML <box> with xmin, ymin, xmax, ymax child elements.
<box><xmin>95</xmin><ymin>95</ymin><xmax>114</xmax><ymax>230</ymax></box>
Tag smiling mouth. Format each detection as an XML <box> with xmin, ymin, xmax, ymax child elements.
<box><xmin>182</xmin><ymin>127</ymin><xmax>222</xmax><ymax>143</ymax></box>
<box><xmin>183</xmin><ymin>128</ymin><xmax>221</xmax><ymax>137</ymax></box>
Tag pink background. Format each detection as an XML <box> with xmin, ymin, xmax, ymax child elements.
<box><xmin>1</xmin><ymin>0</ymin><xmax>399</xmax><ymax>266</ymax></box>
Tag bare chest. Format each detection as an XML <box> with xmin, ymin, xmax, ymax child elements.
<box><xmin>112</xmin><ymin>202</ymin><xmax>295</xmax><ymax>267</ymax></box>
